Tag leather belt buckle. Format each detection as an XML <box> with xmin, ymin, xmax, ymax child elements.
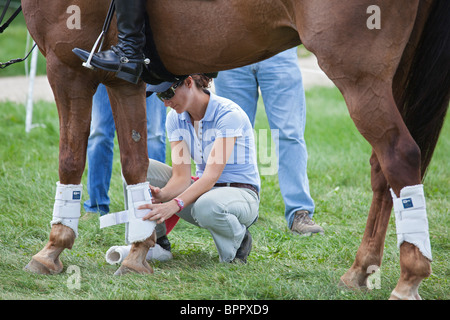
<box><xmin>214</xmin><ymin>182</ymin><xmax>258</xmax><ymax>197</ymax></box>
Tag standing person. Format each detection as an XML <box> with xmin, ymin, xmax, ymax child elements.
<box><xmin>214</xmin><ymin>47</ymin><xmax>324</xmax><ymax>236</ymax></box>
<box><xmin>84</xmin><ymin>84</ymin><xmax>167</xmax><ymax>216</ymax></box>
<box><xmin>135</xmin><ymin>74</ymin><xmax>260</xmax><ymax>263</ymax></box>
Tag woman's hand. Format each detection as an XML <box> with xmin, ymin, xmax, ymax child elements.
<box><xmin>138</xmin><ymin>200</ymin><xmax>179</xmax><ymax>224</ymax></box>
<box><xmin>149</xmin><ymin>185</ymin><xmax>164</xmax><ymax>203</ymax></box>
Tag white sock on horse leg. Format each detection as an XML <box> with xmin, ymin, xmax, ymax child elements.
<box><xmin>124</xmin><ymin>182</ymin><xmax>156</xmax><ymax>244</ymax></box>
<box><xmin>390</xmin><ymin>184</ymin><xmax>432</xmax><ymax>261</ymax></box>
<box><xmin>51</xmin><ymin>182</ymin><xmax>83</xmax><ymax>237</ymax></box>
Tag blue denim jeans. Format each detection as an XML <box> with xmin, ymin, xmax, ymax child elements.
<box><xmin>214</xmin><ymin>47</ymin><xmax>315</xmax><ymax>228</ymax></box>
<box><xmin>84</xmin><ymin>84</ymin><xmax>167</xmax><ymax>214</ymax></box>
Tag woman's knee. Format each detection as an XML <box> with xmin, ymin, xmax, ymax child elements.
<box><xmin>191</xmin><ymin>192</ymin><xmax>222</xmax><ymax>227</ymax></box>
<box><xmin>147</xmin><ymin>159</ymin><xmax>172</xmax><ymax>188</ymax></box>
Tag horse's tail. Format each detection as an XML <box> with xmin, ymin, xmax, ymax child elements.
<box><xmin>393</xmin><ymin>0</ymin><xmax>450</xmax><ymax>178</ymax></box>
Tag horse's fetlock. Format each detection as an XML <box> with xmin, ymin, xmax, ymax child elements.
<box><xmin>49</xmin><ymin>224</ymin><xmax>75</xmax><ymax>249</ymax></box>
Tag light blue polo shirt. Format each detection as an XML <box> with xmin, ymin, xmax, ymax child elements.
<box><xmin>166</xmin><ymin>93</ymin><xmax>260</xmax><ymax>192</ymax></box>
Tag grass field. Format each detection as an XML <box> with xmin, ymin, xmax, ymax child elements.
<box><xmin>0</xmin><ymin>86</ymin><xmax>448</xmax><ymax>301</ymax></box>
<box><xmin>0</xmin><ymin>8</ymin><xmax>47</xmax><ymax>78</ymax></box>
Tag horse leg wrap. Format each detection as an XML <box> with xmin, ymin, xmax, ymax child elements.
<box><xmin>125</xmin><ymin>182</ymin><xmax>156</xmax><ymax>244</ymax></box>
<box><xmin>100</xmin><ymin>182</ymin><xmax>156</xmax><ymax>244</ymax></box>
<box><xmin>51</xmin><ymin>182</ymin><xmax>83</xmax><ymax>237</ymax></box>
<box><xmin>390</xmin><ymin>184</ymin><xmax>432</xmax><ymax>261</ymax></box>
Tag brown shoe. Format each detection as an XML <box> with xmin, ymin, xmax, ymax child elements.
<box><xmin>291</xmin><ymin>210</ymin><xmax>324</xmax><ymax>236</ymax></box>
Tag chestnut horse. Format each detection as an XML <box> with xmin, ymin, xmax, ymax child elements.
<box><xmin>21</xmin><ymin>0</ymin><xmax>449</xmax><ymax>299</ymax></box>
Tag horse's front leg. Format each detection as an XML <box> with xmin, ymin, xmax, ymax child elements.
<box><xmin>106</xmin><ymin>82</ymin><xmax>156</xmax><ymax>275</ymax></box>
<box><xmin>25</xmin><ymin>55</ymin><xmax>96</xmax><ymax>274</ymax></box>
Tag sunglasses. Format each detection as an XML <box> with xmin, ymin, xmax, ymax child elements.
<box><xmin>156</xmin><ymin>80</ymin><xmax>183</xmax><ymax>101</ymax></box>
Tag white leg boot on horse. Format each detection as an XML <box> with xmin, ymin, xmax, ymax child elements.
<box><xmin>25</xmin><ymin>182</ymin><xmax>83</xmax><ymax>274</ymax></box>
<box><xmin>112</xmin><ymin>182</ymin><xmax>157</xmax><ymax>275</ymax></box>
<box><xmin>389</xmin><ymin>185</ymin><xmax>432</xmax><ymax>300</ymax></box>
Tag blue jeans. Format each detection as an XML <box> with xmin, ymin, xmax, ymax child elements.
<box><xmin>214</xmin><ymin>47</ymin><xmax>314</xmax><ymax>228</ymax></box>
<box><xmin>84</xmin><ymin>84</ymin><xmax>166</xmax><ymax>214</ymax></box>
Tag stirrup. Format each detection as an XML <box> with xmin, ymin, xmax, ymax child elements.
<box><xmin>82</xmin><ymin>32</ymin><xmax>106</xmax><ymax>70</ymax></box>
<box><xmin>81</xmin><ymin>0</ymin><xmax>115</xmax><ymax>69</ymax></box>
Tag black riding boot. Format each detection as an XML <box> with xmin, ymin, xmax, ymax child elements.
<box><xmin>73</xmin><ymin>0</ymin><xmax>147</xmax><ymax>84</ymax></box>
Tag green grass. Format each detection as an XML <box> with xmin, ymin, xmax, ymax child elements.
<box><xmin>0</xmin><ymin>8</ymin><xmax>47</xmax><ymax>77</ymax></box>
<box><xmin>0</xmin><ymin>87</ymin><xmax>448</xmax><ymax>300</ymax></box>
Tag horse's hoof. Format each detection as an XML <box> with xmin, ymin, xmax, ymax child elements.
<box><xmin>24</xmin><ymin>257</ymin><xmax>63</xmax><ymax>275</ymax></box>
<box><xmin>338</xmin><ymin>277</ymin><xmax>355</xmax><ymax>290</ymax></box>
<box><xmin>114</xmin><ymin>262</ymin><xmax>153</xmax><ymax>276</ymax></box>
<box><xmin>388</xmin><ymin>290</ymin><xmax>421</xmax><ymax>300</ymax></box>
<box><xmin>114</xmin><ymin>265</ymin><xmax>134</xmax><ymax>276</ymax></box>
<box><xmin>338</xmin><ymin>274</ymin><xmax>368</xmax><ymax>291</ymax></box>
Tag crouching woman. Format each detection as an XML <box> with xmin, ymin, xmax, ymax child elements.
<box><xmin>138</xmin><ymin>73</ymin><xmax>260</xmax><ymax>263</ymax></box>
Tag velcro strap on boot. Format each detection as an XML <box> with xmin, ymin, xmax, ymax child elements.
<box><xmin>99</xmin><ymin>182</ymin><xmax>156</xmax><ymax>244</ymax></box>
<box><xmin>51</xmin><ymin>182</ymin><xmax>82</xmax><ymax>237</ymax></box>
<box><xmin>99</xmin><ymin>209</ymin><xmax>147</xmax><ymax>229</ymax></box>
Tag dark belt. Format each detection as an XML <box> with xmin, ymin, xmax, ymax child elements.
<box><xmin>214</xmin><ymin>182</ymin><xmax>259</xmax><ymax>196</ymax></box>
